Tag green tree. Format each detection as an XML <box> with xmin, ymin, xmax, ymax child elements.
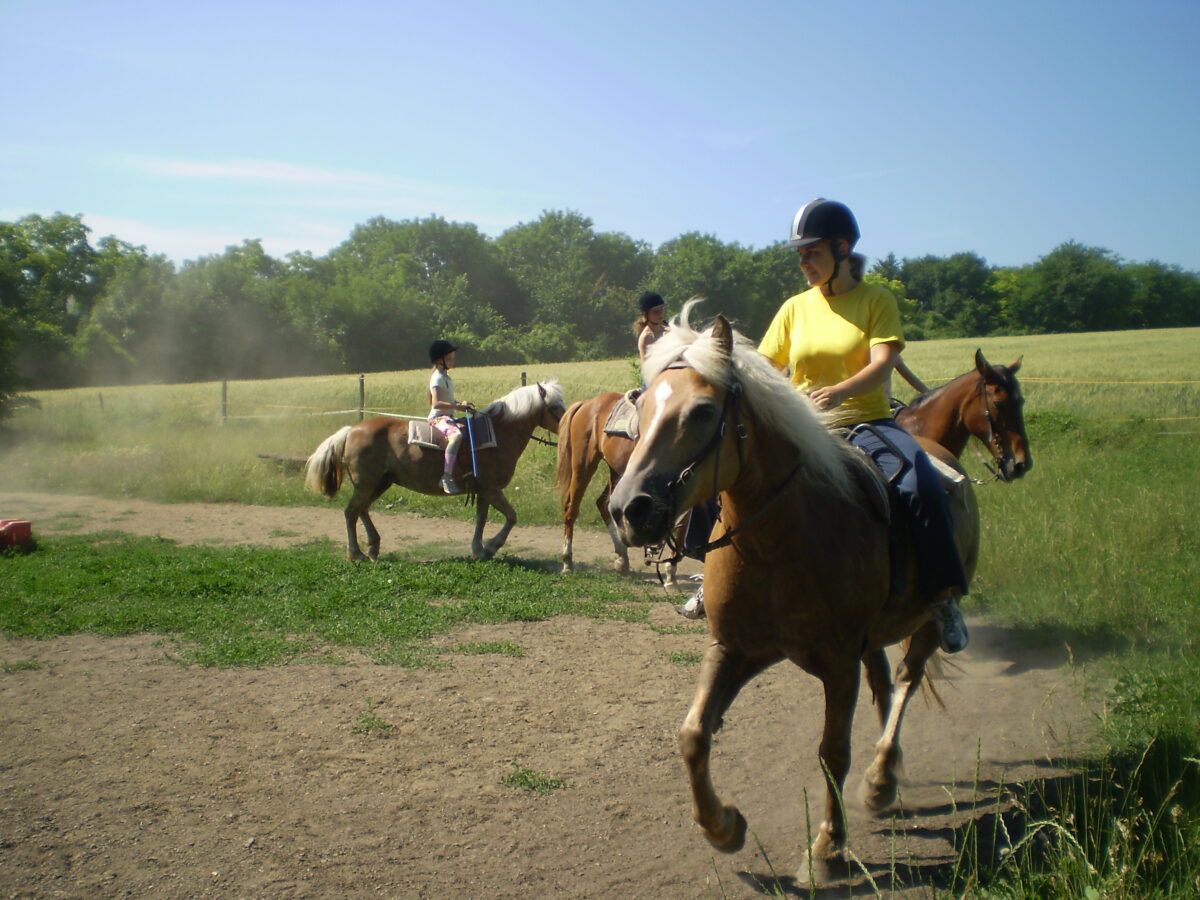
<box><xmin>1006</xmin><ymin>242</ymin><xmax>1134</xmax><ymax>333</ymax></box>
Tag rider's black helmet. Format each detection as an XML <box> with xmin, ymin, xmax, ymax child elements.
<box><xmin>637</xmin><ymin>291</ymin><xmax>665</xmax><ymax>314</ymax></box>
<box><xmin>428</xmin><ymin>339</ymin><xmax>458</xmax><ymax>364</ymax></box>
<box><xmin>784</xmin><ymin>198</ymin><xmax>860</xmax><ymax>251</ymax></box>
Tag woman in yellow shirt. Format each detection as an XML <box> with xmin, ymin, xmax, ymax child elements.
<box><xmin>758</xmin><ymin>199</ymin><xmax>968</xmax><ymax>652</ymax></box>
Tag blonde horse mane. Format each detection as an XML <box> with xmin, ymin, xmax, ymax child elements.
<box><xmin>481</xmin><ymin>380</ymin><xmax>564</xmax><ymax>422</ymax></box>
<box><xmin>643</xmin><ymin>299</ymin><xmax>856</xmax><ymax>498</ymax></box>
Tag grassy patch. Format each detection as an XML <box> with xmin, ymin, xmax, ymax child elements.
<box><xmin>2</xmin><ymin>658</ymin><xmax>41</xmax><ymax>673</ymax></box>
<box><xmin>667</xmin><ymin>650</ymin><xmax>703</xmax><ymax>666</ymax></box>
<box><xmin>451</xmin><ymin>641</ymin><xmax>524</xmax><ymax>658</ymax></box>
<box><xmin>500</xmin><ymin>760</ymin><xmax>571</xmax><ymax>794</ymax></box>
<box><xmin>351</xmin><ymin>699</ymin><xmax>396</xmax><ymax>737</ymax></box>
<box><xmin>0</xmin><ymin>533</ymin><xmax>649</xmax><ymax>667</ymax></box>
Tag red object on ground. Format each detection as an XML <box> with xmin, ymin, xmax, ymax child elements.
<box><xmin>0</xmin><ymin>519</ymin><xmax>32</xmax><ymax>547</ymax></box>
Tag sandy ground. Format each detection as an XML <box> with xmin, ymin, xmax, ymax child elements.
<box><xmin>0</xmin><ymin>491</ymin><xmax>1093</xmax><ymax>899</ymax></box>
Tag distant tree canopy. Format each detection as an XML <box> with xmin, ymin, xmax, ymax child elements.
<box><xmin>2</xmin><ymin>211</ymin><xmax>1198</xmax><ymax>399</ymax></box>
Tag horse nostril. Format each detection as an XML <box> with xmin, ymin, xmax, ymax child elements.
<box><xmin>620</xmin><ymin>494</ymin><xmax>654</xmax><ymax>531</ymax></box>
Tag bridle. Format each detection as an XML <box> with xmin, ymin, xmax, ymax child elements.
<box><xmin>971</xmin><ymin>375</ymin><xmax>1013</xmax><ymax>482</ymax></box>
<box><xmin>655</xmin><ymin>363</ymin><xmax>802</xmax><ymax>566</ymax></box>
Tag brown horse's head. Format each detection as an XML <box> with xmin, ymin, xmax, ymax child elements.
<box><xmin>973</xmin><ymin>349</ymin><xmax>1032</xmax><ymax>481</ymax></box>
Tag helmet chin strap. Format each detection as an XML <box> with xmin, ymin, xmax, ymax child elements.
<box><xmin>825</xmin><ymin>240</ymin><xmax>846</xmax><ymax>295</ymax></box>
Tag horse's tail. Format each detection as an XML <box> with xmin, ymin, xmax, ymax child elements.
<box><xmin>555</xmin><ymin>400</ymin><xmax>586</xmax><ymax>493</ymax></box>
<box><xmin>304</xmin><ymin>425</ymin><xmax>353</xmax><ymax>498</ymax></box>
<box><xmin>900</xmin><ymin>636</ymin><xmax>948</xmax><ymax>709</ymax></box>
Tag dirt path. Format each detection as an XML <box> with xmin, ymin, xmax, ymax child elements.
<box><xmin>1</xmin><ymin>492</ymin><xmax>1092</xmax><ymax>898</ymax></box>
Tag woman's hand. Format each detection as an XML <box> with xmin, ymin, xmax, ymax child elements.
<box><xmin>808</xmin><ymin>385</ymin><xmax>846</xmax><ymax>411</ymax></box>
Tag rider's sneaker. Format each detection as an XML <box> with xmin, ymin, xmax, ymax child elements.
<box><xmin>930</xmin><ymin>596</ymin><xmax>969</xmax><ymax>653</ymax></box>
<box><xmin>677</xmin><ymin>584</ymin><xmax>705</xmax><ymax>620</ymax></box>
<box><xmin>439</xmin><ymin>475</ymin><xmax>462</xmax><ymax>496</ymax></box>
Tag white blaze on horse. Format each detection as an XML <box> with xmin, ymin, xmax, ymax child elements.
<box><xmin>305</xmin><ymin>381</ymin><xmax>565</xmax><ymax>562</ymax></box>
<box><xmin>608</xmin><ymin>302</ymin><xmax>980</xmax><ymax>885</ymax></box>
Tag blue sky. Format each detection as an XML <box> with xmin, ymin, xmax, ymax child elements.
<box><xmin>3</xmin><ymin>0</ymin><xmax>1198</xmax><ymax>270</ymax></box>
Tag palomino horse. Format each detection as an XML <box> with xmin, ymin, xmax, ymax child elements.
<box><xmin>608</xmin><ymin>304</ymin><xmax>979</xmax><ymax>884</ymax></box>
<box><xmin>897</xmin><ymin>349</ymin><xmax>1031</xmax><ymax>481</ymax></box>
<box><xmin>305</xmin><ymin>381</ymin><xmax>565</xmax><ymax>561</ymax></box>
<box><xmin>555</xmin><ymin>391</ymin><xmax>679</xmax><ymax>585</ymax></box>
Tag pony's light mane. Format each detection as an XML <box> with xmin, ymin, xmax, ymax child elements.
<box><xmin>483</xmin><ymin>380</ymin><xmax>564</xmax><ymax>422</ymax></box>
<box><xmin>645</xmin><ymin>299</ymin><xmax>855</xmax><ymax>494</ymax></box>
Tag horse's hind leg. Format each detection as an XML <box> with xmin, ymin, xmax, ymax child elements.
<box><xmin>358</xmin><ymin>480</ymin><xmax>392</xmax><ymax>561</ymax></box>
<box><xmin>861</xmin><ymin>624</ymin><xmax>940</xmax><ymax>813</ymax></box>
<box><xmin>680</xmin><ymin>645</ymin><xmax>776</xmax><ymax>854</ymax></box>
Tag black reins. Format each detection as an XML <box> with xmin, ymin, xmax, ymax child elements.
<box><xmin>655</xmin><ymin>364</ymin><xmax>802</xmax><ymax>567</ymax></box>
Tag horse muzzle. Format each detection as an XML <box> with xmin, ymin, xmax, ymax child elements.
<box><xmin>609</xmin><ymin>474</ymin><xmax>675</xmax><ymax>547</ymax></box>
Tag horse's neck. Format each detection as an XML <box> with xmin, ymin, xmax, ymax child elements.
<box><xmin>904</xmin><ymin>378</ymin><xmax>973</xmax><ymax>457</ymax></box>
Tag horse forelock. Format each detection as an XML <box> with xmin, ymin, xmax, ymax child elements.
<box><xmin>484</xmin><ymin>380</ymin><xmax>563</xmax><ymax>422</ymax></box>
<box><xmin>647</xmin><ymin>299</ymin><xmax>855</xmax><ymax>497</ymax></box>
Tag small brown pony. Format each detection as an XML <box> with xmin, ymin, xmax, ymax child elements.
<box><xmin>305</xmin><ymin>381</ymin><xmax>565</xmax><ymax>561</ymax></box>
<box><xmin>555</xmin><ymin>391</ymin><xmax>680</xmax><ymax>584</ymax></box>
<box><xmin>608</xmin><ymin>303</ymin><xmax>979</xmax><ymax>885</ymax></box>
<box><xmin>896</xmin><ymin>349</ymin><xmax>1031</xmax><ymax>481</ymax></box>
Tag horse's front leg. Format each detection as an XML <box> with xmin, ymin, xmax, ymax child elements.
<box><xmin>861</xmin><ymin>624</ymin><xmax>940</xmax><ymax>813</ymax></box>
<box><xmin>680</xmin><ymin>643</ymin><xmax>775</xmax><ymax>853</ymax></box>
<box><xmin>800</xmin><ymin>660</ymin><xmax>861</xmax><ymax>886</ymax></box>
<box><xmin>477</xmin><ymin>489</ymin><xmax>516</xmax><ymax>561</ymax></box>
<box><xmin>598</xmin><ymin>482</ymin><xmax>630</xmax><ymax>574</ymax></box>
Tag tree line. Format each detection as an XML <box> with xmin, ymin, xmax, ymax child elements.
<box><xmin>3</xmin><ymin>209</ymin><xmax>1198</xmax><ymax>407</ymax></box>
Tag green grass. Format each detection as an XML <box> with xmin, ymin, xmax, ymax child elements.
<box><xmin>500</xmin><ymin>759</ymin><xmax>572</xmax><ymax>794</ymax></box>
<box><xmin>0</xmin><ymin>533</ymin><xmax>657</xmax><ymax>667</ymax></box>
<box><xmin>351</xmin><ymin>699</ymin><xmax>397</xmax><ymax>737</ymax></box>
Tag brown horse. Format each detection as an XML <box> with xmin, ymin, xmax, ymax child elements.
<box><xmin>608</xmin><ymin>304</ymin><xmax>979</xmax><ymax>885</ymax></box>
<box><xmin>305</xmin><ymin>381</ymin><xmax>566</xmax><ymax>561</ymax></box>
<box><xmin>896</xmin><ymin>349</ymin><xmax>1031</xmax><ymax>481</ymax></box>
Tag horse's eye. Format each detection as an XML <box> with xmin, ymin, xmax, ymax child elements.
<box><xmin>688</xmin><ymin>403</ymin><xmax>719</xmax><ymax>425</ymax></box>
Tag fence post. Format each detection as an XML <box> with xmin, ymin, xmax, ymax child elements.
<box><xmin>521</xmin><ymin>371</ymin><xmax>527</xmax><ymax>386</ymax></box>
<box><xmin>358</xmin><ymin>374</ymin><xmax>365</xmax><ymax>421</ymax></box>
<box><xmin>97</xmin><ymin>392</ymin><xmax>104</xmax><ymax>411</ymax></box>
<box><xmin>221</xmin><ymin>381</ymin><xmax>228</xmax><ymax>424</ymax></box>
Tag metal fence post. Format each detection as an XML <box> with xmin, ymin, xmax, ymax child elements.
<box><xmin>358</xmin><ymin>374</ymin><xmax>365</xmax><ymax>421</ymax></box>
<box><xmin>221</xmin><ymin>381</ymin><xmax>228</xmax><ymax>424</ymax></box>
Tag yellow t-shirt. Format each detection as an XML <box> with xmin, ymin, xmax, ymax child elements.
<box><xmin>758</xmin><ymin>281</ymin><xmax>904</xmax><ymax>428</ymax></box>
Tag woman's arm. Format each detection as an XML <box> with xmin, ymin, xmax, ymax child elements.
<box><xmin>809</xmin><ymin>341</ymin><xmax>900</xmax><ymax>411</ymax></box>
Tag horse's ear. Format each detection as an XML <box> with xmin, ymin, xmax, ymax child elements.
<box><xmin>538</xmin><ymin>383</ymin><xmax>547</xmax><ymax>402</ymax></box>
<box><xmin>1009</xmin><ymin>355</ymin><xmax>1023</xmax><ymax>374</ymax></box>
<box><xmin>974</xmin><ymin>348</ymin><xmax>989</xmax><ymax>373</ymax></box>
<box><xmin>713</xmin><ymin>315</ymin><xmax>734</xmax><ymax>358</ymax></box>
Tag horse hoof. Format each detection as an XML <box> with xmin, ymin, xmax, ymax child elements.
<box><xmin>367</xmin><ymin>548</ymin><xmax>380</xmax><ymax>562</ymax></box>
<box><xmin>613</xmin><ymin>556</ymin><xmax>630</xmax><ymax>574</ymax></box>
<box><xmin>347</xmin><ymin>551</ymin><xmax>369</xmax><ymax>563</ymax></box>
<box><xmin>860</xmin><ymin>771</ymin><xmax>898</xmax><ymax>814</ymax></box>
<box><xmin>703</xmin><ymin>805</ymin><xmax>747</xmax><ymax>854</ymax></box>
<box><xmin>560</xmin><ymin>563</ymin><xmax>573</xmax><ymax>575</ymax></box>
<box><xmin>796</xmin><ymin>848</ymin><xmax>851</xmax><ymax>887</ymax></box>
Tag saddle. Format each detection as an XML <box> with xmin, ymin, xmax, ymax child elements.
<box><xmin>602</xmin><ymin>390</ymin><xmax>642</xmax><ymax>440</ymax></box>
<box><xmin>407</xmin><ymin>415</ymin><xmax>498</xmax><ymax>451</ymax></box>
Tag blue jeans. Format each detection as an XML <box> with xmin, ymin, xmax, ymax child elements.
<box><xmin>849</xmin><ymin>419</ymin><xmax>968</xmax><ymax>602</ymax></box>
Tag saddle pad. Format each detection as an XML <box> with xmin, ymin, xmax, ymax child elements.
<box><xmin>602</xmin><ymin>391</ymin><xmax>641</xmax><ymax>440</ymax></box>
<box><xmin>408</xmin><ymin>416</ymin><xmax>497</xmax><ymax>451</ymax></box>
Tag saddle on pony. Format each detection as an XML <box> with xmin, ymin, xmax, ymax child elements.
<box><xmin>602</xmin><ymin>390</ymin><xmax>642</xmax><ymax>440</ymax></box>
<box><xmin>407</xmin><ymin>415</ymin><xmax>498</xmax><ymax>451</ymax></box>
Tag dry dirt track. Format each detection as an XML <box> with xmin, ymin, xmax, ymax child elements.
<box><xmin>0</xmin><ymin>492</ymin><xmax>1094</xmax><ymax>899</ymax></box>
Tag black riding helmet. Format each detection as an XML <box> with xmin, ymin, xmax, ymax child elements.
<box><xmin>637</xmin><ymin>291</ymin><xmax>665</xmax><ymax>314</ymax></box>
<box><xmin>785</xmin><ymin>198</ymin><xmax>860</xmax><ymax>294</ymax></box>
<box><xmin>428</xmin><ymin>339</ymin><xmax>458</xmax><ymax>365</ymax></box>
